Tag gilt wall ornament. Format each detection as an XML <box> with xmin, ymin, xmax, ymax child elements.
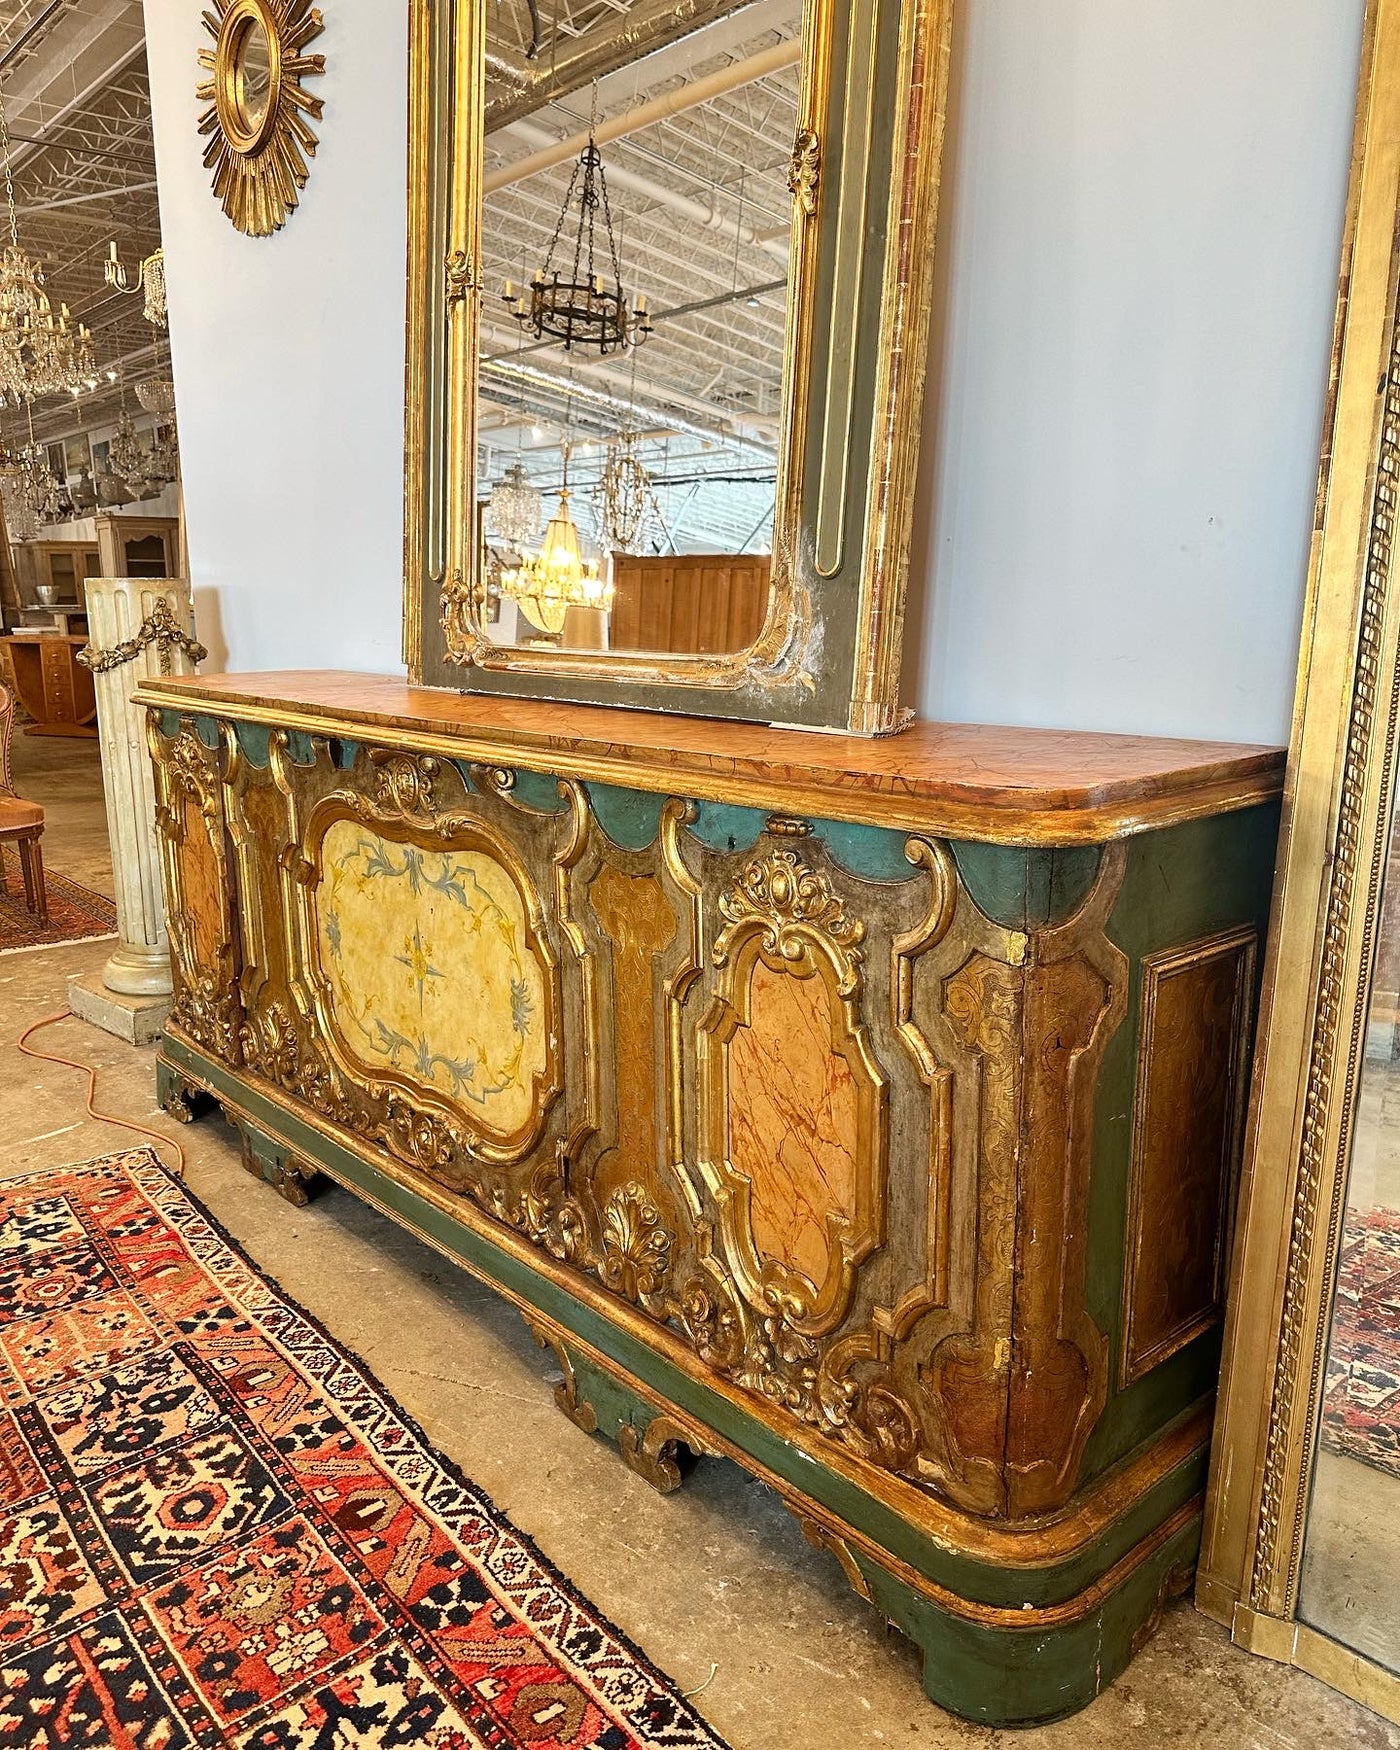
<box><xmin>197</xmin><ymin>0</ymin><xmax>326</xmax><ymax>237</ymax></box>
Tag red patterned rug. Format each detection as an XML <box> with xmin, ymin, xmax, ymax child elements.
<box><xmin>0</xmin><ymin>1149</ymin><xmax>728</xmax><ymax>1749</ymax></box>
<box><xmin>1320</xmin><ymin>1204</ymin><xmax>1400</xmax><ymax>1478</ymax></box>
<box><xmin>0</xmin><ymin>867</ymin><xmax>116</xmax><ymax>955</ymax></box>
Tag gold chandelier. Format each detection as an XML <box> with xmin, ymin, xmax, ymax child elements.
<box><xmin>500</xmin><ymin>456</ymin><xmax>613</xmax><ymax>634</ymax></box>
<box><xmin>0</xmin><ymin>92</ymin><xmax>98</xmax><ymax>403</ymax></box>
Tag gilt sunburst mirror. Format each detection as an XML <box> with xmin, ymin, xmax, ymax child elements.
<box><xmin>197</xmin><ymin>0</ymin><xmax>326</xmax><ymax>237</ymax></box>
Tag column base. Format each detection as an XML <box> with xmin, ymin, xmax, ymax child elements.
<box><xmin>68</xmin><ymin>970</ymin><xmax>171</xmax><ymax>1045</ymax></box>
<box><xmin>102</xmin><ymin>942</ymin><xmax>174</xmax><ymax>998</ymax></box>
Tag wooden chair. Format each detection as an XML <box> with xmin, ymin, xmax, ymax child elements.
<box><xmin>0</xmin><ymin>680</ymin><xmax>45</xmax><ymax>920</ymax></box>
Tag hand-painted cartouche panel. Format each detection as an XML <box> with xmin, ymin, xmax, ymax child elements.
<box><xmin>313</xmin><ymin>817</ymin><xmax>549</xmax><ymax>1142</ymax></box>
<box><xmin>143</xmin><ymin>693</ymin><xmax>1282</xmax><ymax>1727</ymax></box>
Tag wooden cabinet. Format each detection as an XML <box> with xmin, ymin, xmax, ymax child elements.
<box><xmin>94</xmin><ymin>514</ymin><xmax>179</xmax><ymax>580</ymax></box>
<box><xmin>138</xmin><ymin>672</ymin><xmax>1283</xmax><ymax>1726</ymax></box>
<box><xmin>0</xmin><ymin>634</ymin><xmax>97</xmax><ymax>735</ymax></box>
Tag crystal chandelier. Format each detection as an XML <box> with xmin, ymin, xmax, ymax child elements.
<box><xmin>595</xmin><ymin>431</ymin><xmax>660</xmax><ymax>554</ymax></box>
<box><xmin>486</xmin><ymin>459</ymin><xmax>542</xmax><ymax>549</ymax></box>
<box><xmin>500</xmin><ymin>460</ymin><xmax>613</xmax><ymax>634</ymax></box>
<box><xmin>105</xmin><ymin>242</ymin><xmax>167</xmax><ymax>327</ymax></box>
<box><xmin>0</xmin><ymin>468</ymin><xmax>36</xmax><ymax>539</ymax></box>
<box><xmin>102</xmin><ymin>407</ymin><xmax>175</xmax><ymax>499</ymax></box>
<box><xmin>502</xmin><ymin>131</ymin><xmax>652</xmax><ymax>356</ymax></box>
<box><xmin>108</xmin><ymin>410</ymin><xmax>147</xmax><ymax>482</ymax></box>
<box><xmin>0</xmin><ymin>93</ymin><xmax>97</xmax><ymax>402</ymax></box>
<box><xmin>136</xmin><ymin>378</ymin><xmax>178</xmax><ymax>417</ymax></box>
<box><xmin>10</xmin><ymin>442</ymin><xmax>61</xmax><ymax>523</ymax></box>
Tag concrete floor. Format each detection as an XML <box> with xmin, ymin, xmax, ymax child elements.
<box><xmin>0</xmin><ymin>736</ymin><xmax>1394</xmax><ymax>1749</ymax></box>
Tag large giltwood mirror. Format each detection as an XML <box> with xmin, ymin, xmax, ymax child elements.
<box><xmin>1200</xmin><ymin>0</ymin><xmax>1400</xmax><ymax>1722</ymax></box>
<box><xmin>403</xmin><ymin>0</ymin><xmax>952</xmax><ymax>732</ymax></box>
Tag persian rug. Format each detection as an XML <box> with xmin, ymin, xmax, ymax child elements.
<box><xmin>0</xmin><ymin>867</ymin><xmax>116</xmax><ymax>955</ymax></box>
<box><xmin>1320</xmin><ymin>1204</ymin><xmax>1400</xmax><ymax>1479</ymax></box>
<box><xmin>0</xmin><ymin>1149</ymin><xmax>729</xmax><ymax>1749</ymax></box>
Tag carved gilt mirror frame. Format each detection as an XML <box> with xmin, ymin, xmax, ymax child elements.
<box><xmin>1199</xmin><ymin>0</ymin><xmax>1400</xmax><ymax>1721</ymax></box>
<box><xmin>402</xmin><ymin>0</ymin><xmax>953</xmax><ymax>733</ymax></box>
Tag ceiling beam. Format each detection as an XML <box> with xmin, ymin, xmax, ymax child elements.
<box><xmin>484</xmin><ymin>37</ymin><xmax>799</xmax><ymax>193</ymax></box>
<box><xmin>486</xmin><ymin>0</ymin><xmax>777</xmax><ymax>131</ymax></box>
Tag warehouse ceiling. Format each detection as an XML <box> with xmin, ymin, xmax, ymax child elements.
<box><xmin>0</xmin><ymin>0</ymin><xmax>804</xmax><ymax>551</ymax></box>
<box><xmin>0</xmin><ymin>0</ymin><xmax>165</xmax><ymax>448</ymax></box>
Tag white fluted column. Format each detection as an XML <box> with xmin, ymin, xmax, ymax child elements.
<box><xmin>81</xmin><ymin>578</ymin><xmax>203</xmax><ymax>997</ymax></box>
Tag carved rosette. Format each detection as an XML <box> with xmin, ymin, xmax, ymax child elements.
<box><xmin>599</xmin><ymin>1182</ymin><xmax>673</xmax><ymax>1306</ymax></box>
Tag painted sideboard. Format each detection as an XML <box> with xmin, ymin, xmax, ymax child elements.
<box><xmin>133</xmin><ymin>670</ymin><xmax>1284</xmax><ymax>1727</ymax></box>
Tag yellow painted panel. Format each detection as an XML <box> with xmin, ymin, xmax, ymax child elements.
<box><xmin>314</xmin><ymin>818</ymin><xmax>547</xmax><ymax>1139</ymax></box>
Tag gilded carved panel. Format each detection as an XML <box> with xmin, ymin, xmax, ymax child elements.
<box><xmin>147</xmin><ymin>716</ymin><xmax>242</xmax><ymax>1064</ymax></box>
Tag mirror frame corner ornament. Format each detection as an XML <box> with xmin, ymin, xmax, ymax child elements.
<box><xmin>1200</xmin><ymin>0</ymin><xmax>1400</xmax><ymax>1723</ymax></box>
<box><xmin>403</xmin><ymin>0</ymin><xmax>955</xmax><ymax>733</ymax></box>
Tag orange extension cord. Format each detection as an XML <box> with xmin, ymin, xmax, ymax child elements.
<box><xmin>17</xmin><ymin>1009</ymin><xmax>186</xmax><ymax>1178</ymax></box>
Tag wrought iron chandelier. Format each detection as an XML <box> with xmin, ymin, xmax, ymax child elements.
<box><xmin>502</xmin><ymin>130</ymin><xmax>652</xmax><ymax>356</ymax></box>
<box><xmin>486</xmin><ymin>459</ymin><xmax>542</xmax><ymax>549</ymax></box>
<box><xmin>0</xmin><ymin>92</ymin><xmax>98</xmax><ymax>402</ymax></box>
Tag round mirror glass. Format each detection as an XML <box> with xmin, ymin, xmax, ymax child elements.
<box><xmin>233</xmin><ymin>17</ymin><xmax>273</xmax><ymax>134</ymax></box>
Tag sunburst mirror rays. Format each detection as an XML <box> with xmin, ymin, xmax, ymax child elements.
<box><xmin>196</xmin><ymin>0</ymin><xmax>327</xmax><ymax>237</ymax></box>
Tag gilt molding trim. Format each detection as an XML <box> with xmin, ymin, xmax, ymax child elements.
<box><xmin>1249</xmin><ymin>279</ymin><xmax>1400</xmax><ymax>1614</ymax></box>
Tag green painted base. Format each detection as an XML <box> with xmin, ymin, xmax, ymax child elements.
<box><xmin>155</xmin><ymin>1037</ymin><xmax>1205</xmax><ymax>1728</ymax></box>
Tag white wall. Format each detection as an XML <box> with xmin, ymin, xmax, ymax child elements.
<box><xmin>144</xmin><ymin>0</ymin><xmax>1366</xmax><ymax>742</ymax></box>
<box><xmin>907</xmin><ymin>0</ymin><xmax>1367</xmax><ymax>742</ymax></box>
<box><xmin>142</xmin><ymin>0</ymin><xmax>407</xmax><ymax>676</ymax></box>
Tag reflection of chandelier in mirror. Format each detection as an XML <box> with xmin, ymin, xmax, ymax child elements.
<box><xmin>105</xmin><ymin>242</ymin><xmax>167</xmax><ymax>328</ymax></box>
<box><xmin>500</xmin><ymin>485</ymin><xmax>613</xmax><ymax>635</ymax></box>
<box><xmin>136</xmin><ymin>378</ymin><xmax>178</xmax><ymax>417</ymax></box>
<box><xmin>108</xmin><ymin>411</ymin><xmax>147</xmax><ymax>482</ymax></box>
<box><xmin>486</xmin><ymin>459</ymin><xmax>542</xmax><ymax>548</ymax></box>
<box><xmin>0</xmin><ymin>467</ymin><xmax>37</xmax><ymax>540</ymax></box>
<box><xmin>5</xmin><ymin>442</ymin><xmax>62</xmax><ymax>524</ymax></box>
<box><xmin>0</xmin><ymin>94</ymin><xmax>99</xmax><ymax>403</ymax></box>
<box><xmin>502</xmin><ymin>132</ymin><xmax>652</xmax><ymax>356</ymax></box>
<box><xmin>103</xmin><ymin>408</ymin><xmax>177</xmax><ymax>500</ymax></box>
<box><xmin>596</xmin><ymin>432</ymin><xmax>659</xmax><ymax>554</ymax></box>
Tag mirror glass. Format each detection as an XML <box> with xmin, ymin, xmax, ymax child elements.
<box><xmin>1297</xmin><ymin>778</ymin><xmax>1400</xmax><ymax>1673</ymax></box>
<box><xmin>476</xmin><ymin>0</ymin><xmax>802</xmax><ymax>657</ymax></box>
<box><xmin>233</xmin><ymin>17</ymin><xmax>274</xmax><ymax>135</ymax></box>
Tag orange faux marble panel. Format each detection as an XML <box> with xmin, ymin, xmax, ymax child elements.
<box><xmin>728</xmin><ymin>960</ymin><xmax>859</xmax><ymax>1292</ymax></box>
<box><xmin>178</xmin><ymin>789</ymin><xmax>227</xmax><ymax>971</ymax></box>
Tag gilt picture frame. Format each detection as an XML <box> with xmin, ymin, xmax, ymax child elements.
<box><xmin>402</xmin><ymin>0</ymin><xmax>954</xmax><ymax>733</ymax></box>
<box><xmin>1198</xmin><ymin>0</ymin><xmax>1400</xmax><ymax>1722</ymax></box>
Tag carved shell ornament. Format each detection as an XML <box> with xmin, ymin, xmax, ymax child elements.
<box><xmin>197</xmin><ymin>0</ymin><xmax>326</xmax><ymax>237</ymax></box>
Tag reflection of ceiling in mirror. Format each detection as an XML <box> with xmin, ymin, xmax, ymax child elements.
<box><xmin>478</xmin><ymin>0</ymin><xmax>800</xmax><ymax>560</ymax></box>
